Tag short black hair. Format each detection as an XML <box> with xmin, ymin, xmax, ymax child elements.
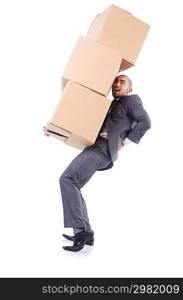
<box><xmin>116</xmin><ymin>74</ymin><xmax>132</xmax><ymax>89</ymax></box>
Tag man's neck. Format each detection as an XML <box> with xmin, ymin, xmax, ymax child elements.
<box><xmin>114</xmin><ymin>94</ymin><xmax>130</xmax><ymax>100</ymax></box>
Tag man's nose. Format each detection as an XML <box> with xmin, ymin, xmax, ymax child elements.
<box><xmin>114</xmin><ymin>82</ymin><xmax>120</xmax><ymax>88</ymax></box>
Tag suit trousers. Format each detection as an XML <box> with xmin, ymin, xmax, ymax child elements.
<box><xmin>59</xmin><ymin>136</ymin><xmax>112</xmax><ymax>231</ymax></box>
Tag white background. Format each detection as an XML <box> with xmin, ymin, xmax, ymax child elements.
<box><xmin>0</xmin><ymin>0</ymin><xmax>183</xmax><ymax>277</ymax></box>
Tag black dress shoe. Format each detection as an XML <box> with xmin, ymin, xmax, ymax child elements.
<box><xmin>63</xmin><ymin>230</ymin><xmax>94</xmax><ymax>246</ymax></box>
<box><xmin>63</xmin><ymin>230</ymin><xmax>94</xmax><ymax>252</ymax></box>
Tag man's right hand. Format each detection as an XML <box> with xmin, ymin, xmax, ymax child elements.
<box><xmin>43</xmin><ymin>125</ymin><xmax>50</xmax><ymax>137</ymax></box>
<box><xmin>119</xmin><ymin>143</ymin><xmax>125</xmax><ymax>150</ymax></box>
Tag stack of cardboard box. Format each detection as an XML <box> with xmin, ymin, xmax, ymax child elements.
<box><xmin>46</xmin><ymin>4</ymin><xmax>150</xmax><ymax>150</ymax></box>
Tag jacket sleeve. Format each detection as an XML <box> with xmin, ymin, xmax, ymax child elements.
<box><xmin>126</xmin><ymin>94</ymin><xmax>151</xmax><ymax>144</ymax></box>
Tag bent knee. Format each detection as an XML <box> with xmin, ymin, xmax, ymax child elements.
<box><xmin>59</xmin><ymin>171</ymin><xmax>78</xmax><ymax>185</ymax></box>
<box><xmin>59</xmin><ymin>173</ymin><xmax>67</xmax><ymax>185</ymax></box>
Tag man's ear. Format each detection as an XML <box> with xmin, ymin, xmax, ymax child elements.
<box><xmin>127</xmin><ymin>87</ymin><xmax>132</xmax><ymax>94</ymax></box>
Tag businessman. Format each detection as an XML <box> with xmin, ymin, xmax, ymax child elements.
<box><xmin>43</xmin><ymin>73</ymin><xmax>151</xmax><ymax>252</ymax></box>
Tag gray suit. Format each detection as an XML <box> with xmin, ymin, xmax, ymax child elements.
<box><xmin>59</xmin><ymin>94</ymin><xmax>151</xmax><ymax>230</ymax></box>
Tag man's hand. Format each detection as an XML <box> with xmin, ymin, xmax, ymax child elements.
<box><xmin>119</xmin><ymin>143</ymin><xmax>125</xmax><ymax>150</ymax></box>
<box><xmin>43</xmin><ymin>125</ymin><xmax>50</xmax><ymax>137</ymax></box>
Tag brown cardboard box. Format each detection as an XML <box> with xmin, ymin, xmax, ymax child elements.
<box><xmin>86</xmin><ymin>4</ymin><xmax>150</xmax><ymax>70</ymax></box>
<box><xmin>49</xmin><ymin>80</ymin><xmax>111</xmax><ymax>150</ymax></box>
<box><xmin>46</xmin><ymin>123</ymin><xmax>71</xmax><ymax>139</ymax></box>
<box><xmin>46</xmin><ymin>128</ymin><xmax>90</xmax><ymax>150</ymax></box>
<box><xmin>62</xmin><ymin>36</ymin><xmax>123</xmax><ymax>96</ymax></box>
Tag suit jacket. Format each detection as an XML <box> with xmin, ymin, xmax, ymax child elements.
<box><xmin>97</xmin><ymin>94</ymin><xmax>151</xmax><ymax>171</ymax></box>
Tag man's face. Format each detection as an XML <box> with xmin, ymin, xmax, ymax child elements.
<box><xmin>112</xmin><ymin>75</ymin><xmax>132</xmax><ymax>97</ymax></box>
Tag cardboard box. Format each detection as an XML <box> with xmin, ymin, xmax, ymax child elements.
<box><xmin>49</xmin><ymin>80</ymin><xmax>111</xmax><ymax>150</ymax></box>
<box><xmin>62</xmin><ymin>36</ymin><xmax>123</xmax><ymax>96</ymax></box>
<box><xmin>46</xmin><ymin>127</ymin><xmax>90</xmax><ymax>150</ymax></box>
<box><xmin>86</xmin><ymin>4</ymin><xmax>150</xmax><ymax>70</ymax></box>
<box><xmin>46</xmin><ymin>123</ymin><xmax>71</xmax><ymax>139</ymax></box>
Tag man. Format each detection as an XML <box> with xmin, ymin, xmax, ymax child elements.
<box><xmin>43</xmin><ymin>73</ymin><xmax>151</xmax><ymax>252</ymax></box>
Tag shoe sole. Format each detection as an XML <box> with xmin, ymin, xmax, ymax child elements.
<box><xmin>63</xmin><ymin>234</ymin><xmax>94</xmax><ymax>246</ymax></box>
